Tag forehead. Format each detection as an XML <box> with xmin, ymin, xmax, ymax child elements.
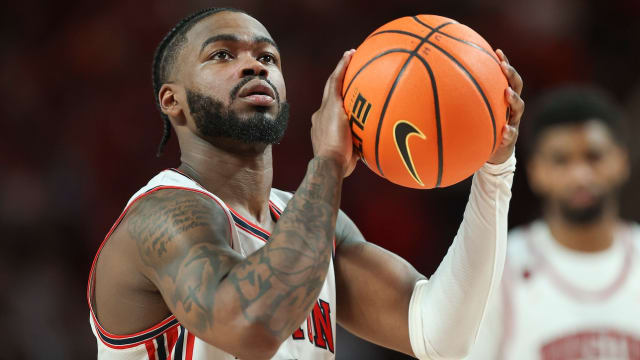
<box><xmin>186</xmin><ymin>11</ymin><xmax>273</xmax><ymax>48</ymax></box>
<box><xmin>537</xmin><ymin>120</ymin><xmax>616</xmax><ymax>153</ymax></box>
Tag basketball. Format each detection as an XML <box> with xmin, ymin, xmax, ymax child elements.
<box><xmin>343</xmin><ymin>14</ymin><xmax>508</xmax><ymax>189</ymax></box>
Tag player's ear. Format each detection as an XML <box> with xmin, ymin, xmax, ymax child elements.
<box><xmin>159</xmin><ymin>84</ymin><xmax>186</xmax><ymax>126</ymax></box>
<box><xmin>612</xmin><ymin>145</ymin><xmax>630</xmax><ymax>185</ymax></box>
<box><xmin>526</xmin><ymin>156</ymin><xmax>546</xmax><ymax>195</ymax></box>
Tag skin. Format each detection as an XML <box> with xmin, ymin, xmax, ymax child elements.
<box><xmin>527</xmin><ymin>120</ymin><xmax>629</xmax><ymax>252</ymax></box>
<box><xmin>92</xmin><ymin>11</ymin><xmax>524</xmax><ymax>358</ymax></box>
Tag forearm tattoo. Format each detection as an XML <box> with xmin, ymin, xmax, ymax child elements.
<box><xmin>128</xmin><ymin>157</ymin><xmax>342</xmax><ymax>339</ymax></box>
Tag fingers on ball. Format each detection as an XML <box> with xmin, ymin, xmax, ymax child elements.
<box><xmin>496</xmin><ymin>49</ymin><xmax>510</xmax><ymax>64</ymax></box>
<box><xmin>328</xmin><ymin>50</ymin><xmax>354</xmax><ymax>100</ymax></box>
<box><xmin>499</xmin><ymin>62</ymin><xmax>523</xmax><ymax>95</ymax></box>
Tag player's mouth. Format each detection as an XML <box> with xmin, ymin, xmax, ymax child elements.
<box><xmin>238</xmin><ymin>81</ymin><xmax>276</xmax><ymax>106</ymax></box>
<box><xmin>567</xmin><ymin>188</ymin><xmax>599</xmax><ymax>208</ymax></box>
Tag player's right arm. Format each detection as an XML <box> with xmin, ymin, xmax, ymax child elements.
<box><xmin>125</xmin><ymin>50</ymin><xmax>357</xmax><ymax>360</ymax></box>
<box><xmin>127</xmin><ymin>180</ymin><xmax>331</xmax><ymax>359</ymax></box>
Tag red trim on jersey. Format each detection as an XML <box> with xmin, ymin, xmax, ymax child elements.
<box><xmin>93</xmin><ymin>316</ymin><xmax>179</xmax><ymax>349</ymax></box>
<box><xmin>234</xmin><ymin>222</ymin><xmax>269</xmax><ymax>243</ymax></box>
<box><xmin>185</xmin><ymin>333</ymin><xmax>195</xmax><ymax>360</ymax></box>
<box><xmin>170</xmin><ymin>167</ymin><xmax>282</xmax><ymax>230</ymax></box>
<box><xmin>165</xmin><ymin>326</ymin><xmax>179</xmax><ymax>360</ymax></box>
<box><xmin>165</xmin><ymin>169</ymin><xmax>235</xmax><ymax>249</ymax></box>
<box><xmin>145</xmin><ymin>340</ymin><xmax>156</xmax><ymax>360</ymax></box>
<box><xmin>166</xmin><ymin>171</ymin><xmax>306</xmax><ymax>252</ymax></box>
<box><xmin>87</xmin><ymin>185</ymin><xmax>235</xmax><ymax>349</ymax></box>
<box><xmin>269</xmin><ymin>200</ymin><xmax>282</xmax><ymax>218</ymax></box>
<box><xmin>228</xmin><ymin>207</ymin><xmax>273</xmax><ymax>236</ymax></box>
<box><xmin>228</xmin><ymin>202</ymin><xmax>285</xmax><ymax>243</ymax></box>
<box><xmin>168</xmin><ymin>168</ymin><xmax>198</xmax><ymax>184</ymax></box>
<box><xmin>526</xmin><ymin>224</ymin><xmax>634</xmax><ymax>302</ymax></box>
<box><xmin>268</xmin><ymin>198</ymin><xmax>336</xmax><ymax>255</ymax></box>
<box><xmin>229</xmin><ymin>200</ymin><xmax>337</xmax><ymax>256</ymax></box>
<box><xmin>166</xmin><ymin>169</ymin><xmax>291</xmax><ymax>248</ymax></box>
<box><xmin>333</xmin><ymin>236</ymin><xmax>336</xmax><ymax>256</ymax></box>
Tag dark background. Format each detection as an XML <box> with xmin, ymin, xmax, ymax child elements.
<box><xmin>1</xmin><ymin>0</ymin><xmax>639</xmax><ymax>358</ymax></box>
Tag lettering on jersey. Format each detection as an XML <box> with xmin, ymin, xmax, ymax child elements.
<box><xmin>292</xmin><ymin>327</ymin><xmax>305</xmax><ymax>340</ymax></box>
<box><xmin>306</xmin><ymin>314</ymin><xmax>313</xmax><ymax>344</ymax></box>
<box><xmin>290</xmin><ymin>300</ymin><xmax>334</xmax><ymax>353</ymax></box>
<box><xmin>312</xmin><ymin>299</ymin><xmax>334</xmax><ymax>353</ymax></box>
<box><xmin>541</xmin><ymin>330</ymin><xmax>640</xmax><ymax>360</ymax></box>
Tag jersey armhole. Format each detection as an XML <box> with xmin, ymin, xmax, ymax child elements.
<box><xmin>87</xmin><ymin>185</ymin><xmax>235</xmax><ymax>348</ymax></box>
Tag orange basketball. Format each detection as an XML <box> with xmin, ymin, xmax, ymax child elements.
<box><xmin>343</xmin><ymin>14</ymin><xmax>508</xmax><ymax>189</ymax></box>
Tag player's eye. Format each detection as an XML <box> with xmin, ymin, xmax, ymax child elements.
<box><xmin>258</xmin><ymin>53</ymin><xmax>277</xmax><ymax>65</ymax></box>
<box><xmin>550</xmin><ymin>153</ymin><xmax>568</xmax><ymax>166</ymax></box>
<box><xmin>586</xmin><ymin>150</ymin><xmax>604</xmax><ymax>164</ymax></box>
<box><xmin>209</xmin><ymin>50</ymin><xmax>233</xmax><ymax>61</ymax></box>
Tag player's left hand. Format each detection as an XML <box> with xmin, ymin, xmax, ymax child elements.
<box><xmin>487</xmin><ymin>49</ymin><xmax>524</xmax><ymax>165</ymax></box>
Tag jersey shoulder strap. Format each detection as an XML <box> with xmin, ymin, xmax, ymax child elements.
<box><xmin>269</xmin><ymin>188</ymin><xmax>293</xmax><ymax>210</ymax></box>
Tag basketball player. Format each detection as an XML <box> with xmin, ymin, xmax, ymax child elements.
<box><xmin>466</xmin><ymin>87</ymin><xmax>639</xmax><ymax>360</ymax></box>
<box><xmin>87</xmin><ymin>8</ymin><xmax>524</xmax><ymax>359</ymax></box>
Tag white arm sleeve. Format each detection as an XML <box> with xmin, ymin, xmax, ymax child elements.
<box><xmin>408</xmin><ymin>154</ymin><xmax>516</xmax><ymax>359</ymax></box>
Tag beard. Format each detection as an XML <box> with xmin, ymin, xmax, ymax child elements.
<box><xmin>186</xmin><ymin>85</ymin><xmax>289</xmax><ymax>145</ymax></box>
<box><xmin>558</xmin><ymin>196</ymin><xmax>607</xmax><ymax>224</ymax></box>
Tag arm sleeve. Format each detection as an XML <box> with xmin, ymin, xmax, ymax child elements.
<box><xmin>464</xmin><ymin>279</ymin><xmax>506</xmax><ymax>359</ymax></box>
<box><xmin>408</xmin><ymin>154</ymin><xmax>516</xmax><ymax>359</ymax></box>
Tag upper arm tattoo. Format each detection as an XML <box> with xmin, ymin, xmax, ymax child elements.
<box><xmin>126</xmin><ymin>190</ymin><xmax>239</xmax><ymax>331</ymax></box>
<box><xmin>128</xmin><ymin>191</ymin><xmax>221</xmax><ymax>265</ymax></box>
<box><xmin>124</xmin><ymin>158</ymin><xmax>344</xmax><ymax>340</ymax></box>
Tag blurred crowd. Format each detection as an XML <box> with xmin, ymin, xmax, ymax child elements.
<box><xmin>1</xmin><ymin>0</ymin><xmax>639</xmax><ymax>358</ymax></box>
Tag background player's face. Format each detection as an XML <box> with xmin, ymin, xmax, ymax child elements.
<box><xmin>173</xmin><ymin>12</ymin><xmax>288</xmax><ymax>145</ymax></box>
<box><xmin>527</xmin><ymin>120</ymin><xmax>629</xmax><ymax>223</ymax></box>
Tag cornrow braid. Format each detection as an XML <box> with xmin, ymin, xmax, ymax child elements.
<box><xmin>151</xmin><ymin>7</ymin><xmax>245</xmax><ymax>157</ymax></box>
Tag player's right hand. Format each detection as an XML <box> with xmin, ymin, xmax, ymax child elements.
<box><xmin>311</xmin><ymin>49</ymin><xmax>358</xmax><ymax>177</ymax></box>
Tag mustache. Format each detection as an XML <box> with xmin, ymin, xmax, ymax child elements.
<box><xmin>230</xmin><ymin>76</ymin><xmax>280</xmax><ymax>102</ymax></box>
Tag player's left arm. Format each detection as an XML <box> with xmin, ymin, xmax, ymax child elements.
<box><xmin>335</xmin><ymin>49</ymin><xmax>523</xmax><ymax>359</ymax></box>
<box><xmin>334</xmin><ymin>211</ymin><xmax>422</xmax><ymax>356</ymax></box>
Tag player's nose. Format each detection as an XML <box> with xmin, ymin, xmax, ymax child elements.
<box><xmin>240</xmin><ymin>57</ymin><xmax>269</xmax><ymax>78</ymax></box>
<box><xmin>567</xmin><ymin>160</ymin><xmax>595</xmax><ymax>185</ymax></box>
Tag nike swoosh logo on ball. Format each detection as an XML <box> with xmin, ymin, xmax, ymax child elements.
<box><xmin>393</xmin><ymin>120</ymin><xmax>426</xmax><ymax>186</ymax></box>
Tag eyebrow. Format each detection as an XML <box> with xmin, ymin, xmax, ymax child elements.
<box><xmin>199</xmin><ymin>34</ymin><xmax>279</xmax><ymax>55</ymax></box>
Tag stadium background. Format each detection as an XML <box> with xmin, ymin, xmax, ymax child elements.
<box><xmin>1</xmin><ymin>0</ymin><xmax>639</xmax><ymax>358</ymax></box>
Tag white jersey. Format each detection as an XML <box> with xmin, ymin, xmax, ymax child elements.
<box><xmin>87</xmin><ymin>169</ymin><xmax>337</xmax><ymax>360</ymax></box>
<box><xmin>467</xmin><ymin>220</ymin><xmax>640</xmax><ymax>360</ymax></box>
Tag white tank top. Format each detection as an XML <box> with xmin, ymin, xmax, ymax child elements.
<box><xmin>467</xmin><ymin>220</ymin><xmax>640</xmax><ymax>360</ymax></box>
<box><xmin>87</xmin><ymin>169</ymin><xmax>337</xmax><ymax>359</ymax></box>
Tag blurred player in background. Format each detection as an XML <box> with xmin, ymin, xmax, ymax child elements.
<box><xmin>87</xmin><ymin>7</ymin><xmax>524</xmax><ymax>360</ymax></box>
<box><xmin>467</xmin><ymin>86</ymin><xmax>640</xmax><ymax>360</ymax></box>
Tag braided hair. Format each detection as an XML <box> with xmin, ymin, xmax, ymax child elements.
<box><xmin>151</xmin><ymin>7</ymin><xmax>245</xmax><ymax>156</ymax></box>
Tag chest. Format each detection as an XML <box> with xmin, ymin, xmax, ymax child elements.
<box><xmin>226</xmin><ymin>220</ymin><xmax>337</xmax><ymax>359</ymax></box>
<box><xmin>504</xmin><ymin>260</ymin><xmax>640</xmax><ymax>359</ymax></box>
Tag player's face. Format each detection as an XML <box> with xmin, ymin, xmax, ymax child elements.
<box><xmin>527</xmin><ymin>120</ymin><xmax>629</xmax><ymax>223</ymax></box>
<box><xmin>176</xmin><ymin>12</ymin><xmax>288</xmax><ymax>145</ymax></box>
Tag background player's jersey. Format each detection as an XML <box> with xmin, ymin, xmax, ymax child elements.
<box><xmin>467</xmin><ymin>220</ymin><xmax>640</xmax><ymax>360</ymax></box>
<box><xmin>88</xmin><ymin>169</ymin><xmax>337</xmax><ymax>360</ymax></box>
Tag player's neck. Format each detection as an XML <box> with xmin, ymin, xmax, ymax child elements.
<box><xmin>178</xmin><ymin>134</ymin><xmax>274</xmax><ymax>225</ymax></box>
<box><xmin>545</xmin><ymin>206</ymin><xmax>619</xmax><ymax>253</ymax></box>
